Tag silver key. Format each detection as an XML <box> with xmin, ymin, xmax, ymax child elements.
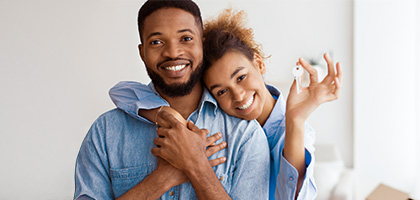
<box><xmin>292</xmin><ymin>65</ymin><xmax>303</xmax><ymax>94</ymax></box>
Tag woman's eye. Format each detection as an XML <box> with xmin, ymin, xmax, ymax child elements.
<box><xmin>217</xmin><ymin>89</ymin><xmax>227</xmax><ymax>96</ymax></box>
<box><xmin>150</xmin><ymin>40</ymin><xmax>162</xmax><ymax>45</ymax></box>
<box><xmin>237</xmin><ymin>75</ymin><xmax>246</xmax><ymax>82</ymax></box>
<box><xmin>182</xmin><ymin>37</ymin><xmax>193</xmax><ymax>42</ymax></box>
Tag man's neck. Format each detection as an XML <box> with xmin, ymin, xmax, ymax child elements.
<box><xmin>157</xmin><ymin>83</ymin><xmax>203</xmax><ymax>120</ymax></box>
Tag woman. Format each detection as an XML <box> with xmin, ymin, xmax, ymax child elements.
<box><xmin>110</xmin><ymin>9</ymin><xmax>341</xmax><ymax>199</ymax></box>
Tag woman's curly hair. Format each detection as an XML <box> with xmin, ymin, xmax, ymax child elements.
<box><xmin>203</xmin><ymin>9</ymin><xmax>268</xmax><ymax>70</ymax></box>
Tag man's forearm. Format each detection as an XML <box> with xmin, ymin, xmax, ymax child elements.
<box><xmin>117</xmin><ymin>169</ymin><xmax>177</xmax><ymax>200</ymax></box>
<box><xmin>185</xmin><ymin>158</ymin><xmax>231</xmax><ymax>200</ymax></box>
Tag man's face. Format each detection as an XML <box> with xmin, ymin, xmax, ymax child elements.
<box><xmin>139</xmin><ymin>8</ymin><xmax>203</xmax><ymax>97</ymax></box>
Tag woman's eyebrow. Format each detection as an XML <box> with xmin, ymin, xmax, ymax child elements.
<box><xmin>231</xmin><ymin>67</ymin><xmax>245</xmax><ymax>79</ymax></box>
<box><xmin>209</xmin><ymin>66</ymin><xmax>245</xmax><ymax>91</ymax></box>
<box><xmin>209</xmin><ymin>84</ymin><xmax>221</xmax><ymax>91</ymax></box>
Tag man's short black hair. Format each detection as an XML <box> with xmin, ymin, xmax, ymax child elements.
<box><xmin>137</xmin><ymin>0</ymin><xmax>203</xmax><ymax>43</ymax></box>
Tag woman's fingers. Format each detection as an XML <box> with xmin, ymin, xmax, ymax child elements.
<box><xmin>321</xmin><ymin>53</ymin><xmax>337</xmax><ymax>84</ymax></box>
<box><xmin>209</xmin><ymin>157</ymin><xmax>227</xmax><ymax>167</ymax></box>
<box><xmin>206</xmin><ymin>141</ymin><xmax>227</xmax><ymax>157</ymax></box>
<box><xmin>206</xmin><ymin>132</ymin><xmax>222</xmax><ymax>147</ymax></box>
<box><xmin>157</xmin><ymin>110</ymin><xmax>180</xmax><ymax>128</ymax></box>
<box><xmin>336</xmin><ymin>62</ymin><xmax>343</xmax><ymax>84</ymax></box>
<box><xmin>299</xmin><ymin>57</ymin><xmax>318</xmax><ymax>83</ymax></box>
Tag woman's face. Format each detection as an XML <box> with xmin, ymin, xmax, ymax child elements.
<box><xmin>203</xmin><ymin>51</ymin><xmax>267</xmax><ymax>121</ymax></box>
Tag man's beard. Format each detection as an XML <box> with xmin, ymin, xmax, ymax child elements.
<box><xmin>146</xmin><ymin>62</ymin><xmax>204</xmax><ymax>97</ymax></box>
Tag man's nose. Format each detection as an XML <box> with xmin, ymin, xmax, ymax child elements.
<box><xmin>162</xmin><ymin>41</ymin><xmax>184</xmax><ymax>58</ymax></box>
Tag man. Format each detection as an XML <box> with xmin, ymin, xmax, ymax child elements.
<box><xmin>74</xmin><ymin>0</ymin><xmax>270</xmax><ymax>199</ymax></box>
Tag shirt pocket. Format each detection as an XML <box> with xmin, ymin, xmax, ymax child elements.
<box><xmin>110</xmin><ymin>164</ymin><xmax>155</xmax><ymax>198</ymax></box>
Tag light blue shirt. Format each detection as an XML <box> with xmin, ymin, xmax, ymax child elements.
<box><xmin>109</xmin><ymin>81</ymin><xmax>317</xmax><ymax>200</ymax></box>
<box><xmin>264</xmin><ymin>85</ymin><xmax>317</xmax><ymax>200</ymax></box>
<box><xmin>74</xmin><ymin>82</ymin><xmax>270</xmax><ymax>200</ymax></box>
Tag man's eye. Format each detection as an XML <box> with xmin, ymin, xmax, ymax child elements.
<box><xmin>150</xmin><ymin>40</ymin><xmax>162</xmax><ymax>45</ymax></box>
<box><xmin>182</xmin><ymin>37</ymin><xmax>193</xmax><ymax>42</ymax></box>
<box><xmin>217</xmin><ymin>89</ymin><xmax>227</xmax><ymax>96</ymax></box>
<box><xmin>237</xmin><ymin>75</ymin><xmax>246</xmax><ymax>82</ymax></box>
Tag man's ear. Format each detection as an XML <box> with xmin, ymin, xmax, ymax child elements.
<box><xmin>138</xmin><ymin>44</ymin><xmax>145</xmax><ymax>62</ymax></box>
<box><xmin>253</xmin><ymin>53</ymin><xmax>266</xmax><ymax>74</ymax></box>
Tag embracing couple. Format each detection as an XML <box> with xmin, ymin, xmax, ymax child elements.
<box><xmin>74</xmin><ymin>0</ymin><xmax>342</xmax><ymax>199</ymax></box>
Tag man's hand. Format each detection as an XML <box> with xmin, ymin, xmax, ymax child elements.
<box><xmin>155</xmin><ymin>158</ymin><xmax>189</xmax><ymax>186</ymax></box>
<box><xmin>152</xmin><ymin>111</ymin><xmax>226</xmax><ymax>171</ymax></box>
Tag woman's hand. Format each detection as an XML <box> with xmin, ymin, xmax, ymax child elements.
<box><xmin>286</xmin><ymin>53</ymin><xmax>342</xmax><ymax>123</ymax></box>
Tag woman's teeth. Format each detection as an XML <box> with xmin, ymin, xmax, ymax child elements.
<box><xmin>165</xmin><ymin>65</ymin><xmax>186</xmax><ymax>71</ymax></box>
<box><xmin>238</xmin><ymin>95</ymin><xmax>254</xmax><ymax>110</ymax></box>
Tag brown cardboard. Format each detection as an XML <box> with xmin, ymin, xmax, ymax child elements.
<box><xmin>366</xmin><ymin>184</ymin><xmax>410</xmax><ymax>200</ymax></box>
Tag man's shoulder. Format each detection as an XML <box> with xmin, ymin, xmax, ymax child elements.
<box><xmin>91</xmin><ymin>108</ymin><xmax>150</xmax><ymax>131</ymax></box>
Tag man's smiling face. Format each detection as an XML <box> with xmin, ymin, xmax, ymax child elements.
<box><xmin>139</xmin><ymin>8</ymin><xmax>203</xmax><ymax>97</ymax></box>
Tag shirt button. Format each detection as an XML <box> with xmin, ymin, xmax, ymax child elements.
<box><xmin>169</xmin><ymin>191</ymin><xmax>175</xmax><ymax>196</ymax></box>
<box><xmin>219</xmin><ymin>176</ymin><xmax>225</xmax><ymax>181</ymax></box>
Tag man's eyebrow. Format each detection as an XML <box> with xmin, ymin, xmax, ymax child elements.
<box><xmin>145</xmin><ymin>32</ymin><xmax>162</xmax><ymax>41</ymax></box>
<box><xmin>145</xmin><ymin>29</ymin><xmax>195</xmax><ymax>41</ymax></box>
<box><xmin>178</xmin><ymin>29</ymin><xmax>195</xmax><ymax>34</ymax></box>
<box><xmin>230</xmin><ymin>67</ymin><xmax>245</xmax><ymax>79</ymax></box>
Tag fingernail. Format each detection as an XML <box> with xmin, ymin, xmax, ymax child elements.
<box><xmin>218</xmin><ymin>132</ymin><xmax>222</xmax><ymax>137</ymax></box>
<box><xmin>222</xmin><ymin>157</ymin><xmax>226</xmax><ymax>161</ymax></box>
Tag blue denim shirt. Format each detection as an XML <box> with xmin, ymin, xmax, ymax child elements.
<box><xmin>74</xmin><ymin>83</ymin><xmax>270</xmax><ymax>199</ymax></box>
<box><xmin>109</xmin><ymin>82</ymin><xmax>317</xmax><ymax>200</ymax></box>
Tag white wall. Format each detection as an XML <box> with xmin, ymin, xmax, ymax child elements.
<box><xmin>354</xmin><ymin>0</ymin><xmax>419</xmax><ymax>198</ymax></box>
<box><xmin>0</xmin><ymin>0</ymin><xmax>353</xmax><ymax>199</ymax></box>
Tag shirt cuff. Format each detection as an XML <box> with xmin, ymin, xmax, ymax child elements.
<box><xmin>276</xmin><ymin>148</ymin><xmax>314</xmax><ymax>199</ymax></box>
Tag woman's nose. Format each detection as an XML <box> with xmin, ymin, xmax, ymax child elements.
<box><xmin>231</xmin><ymin>88</ymin><xmax>246</xmax><ymax>102</ymax></box>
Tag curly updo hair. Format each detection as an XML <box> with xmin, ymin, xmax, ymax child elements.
<box><xmin>203</xmin><ymin>9</ymin><xmax>268</xmax><ymax>70</ymax></box>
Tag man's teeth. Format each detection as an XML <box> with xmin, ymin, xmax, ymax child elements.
<box><xmin>165</xmin><ymin>65</ymin><xmax>186</xmax><ymax>71</ymax></box>
<box><xmin>238</xmin><ymin>95</ymin><xmax>254</xmax><ymax>110</ymax></box>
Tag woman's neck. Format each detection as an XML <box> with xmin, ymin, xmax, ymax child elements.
<box><xmin>256</xmin><ymin>89</ymin><xmax>276</xmax><ymax>126</ymax></box>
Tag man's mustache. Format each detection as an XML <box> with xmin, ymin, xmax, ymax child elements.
<box><xmin>157</xmin><ymin>57</ymin><xmax>192</xmax><ymax>68</ymax></box>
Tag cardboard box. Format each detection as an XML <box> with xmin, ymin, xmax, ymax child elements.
<box><xmin>366</xmin><ymin>184</ymin><xmax>411</xmax><ymax>200</ymax></box>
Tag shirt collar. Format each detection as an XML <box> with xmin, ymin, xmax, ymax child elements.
<box><xmin>263</xmin><ymin>84</ymin><xmax>286</xmax><ymax>132</ymax></box>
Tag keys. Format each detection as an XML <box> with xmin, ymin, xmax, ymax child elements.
<box><xmin>292</xmin><ymin>65</ymin><xmax>303</xmax><ymax>94</ymax></box>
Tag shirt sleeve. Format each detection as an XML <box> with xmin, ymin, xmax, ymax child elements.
<box><xmin>109</xmin><ymin>81</ymin><xmax>169</xmax><ymax>120</ymax></box>
<box><xmin>229</xmin><ymin>123</ymin><xmax>270</xmax><ymax>199</ymax></box>
<box><xmin>276</xmin><ymin>123</ymin><xmax>317</xmax><ymax>200</ymax></box>
<box><xmin>74</xmin><ymin>118</ymin><xmax>114</xmax><ymax>200</ymax></box>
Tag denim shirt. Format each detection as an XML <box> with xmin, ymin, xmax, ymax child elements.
<box><xmin>74</xmin><ymin>82</ymin><xmax>270</xmax><ymax>200</ymax></box>
<box><xmin>108</xmin><ymin>81</ymin><xmax>317</xmax><ymax>200</ymax></box>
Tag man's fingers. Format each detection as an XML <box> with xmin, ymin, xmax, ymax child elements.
<box><xmin>206</xmin><ymin>132</ymin><xmax>222</xmax><ymax>146</ymax></box>
<box><xmin>154</xmin><ymin>137</ymin><xmax>164</xmax><ymax>146</ymax></box>
<box><xmin>209</xmin><ymin>157</ymin><xmax>227</xmax><ymax>167</ymax></box>
<box><xmin>151</xmin><ymin>147</ymin><xmax>160</xmax><ymax>157</ymax></box>
<box><xmin>206</xmin><ymin>141</ymin><xmax>227</xmax><ymax>157</ymax></box>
